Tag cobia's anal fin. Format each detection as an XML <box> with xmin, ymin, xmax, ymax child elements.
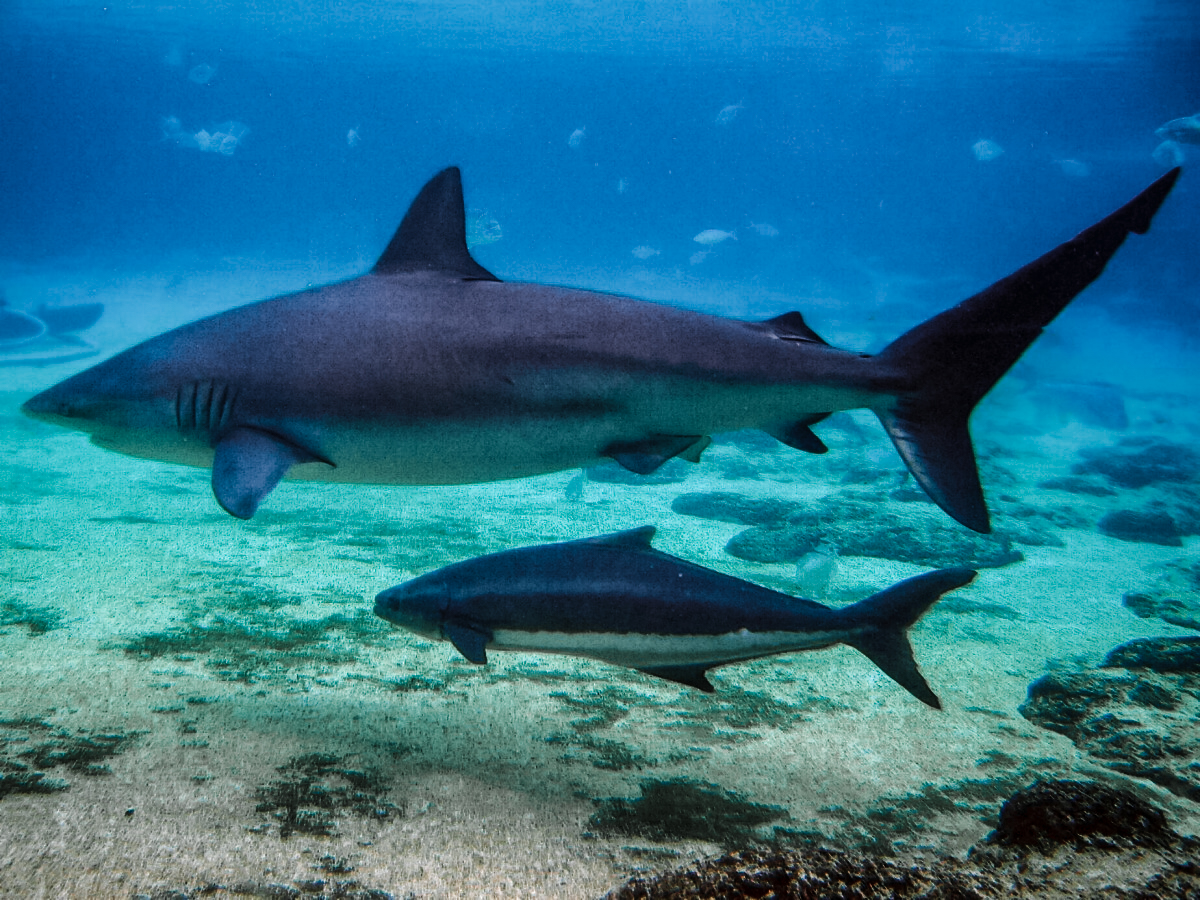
<box><xmin>444</xmin><ymin>620</ymin><xmax>491</xmax><ymax>664</ymax></box>
<box><xmin>604</xmin><ymin>434</ymin><xmax>710</xmax><ymax>474</ymax></box>
<box><xmin>212</xmin><ymin>427</ymin><xmax>326</xmax><ymax>520</ymax></box>
<box><xmin>637</xmin><ymin>664</ymin><xmax>716</xmax><ymax>692</ymax></box>
<box><xmin>373</xmin><ymin>166</ymin><xmax>499</xmax><ymax>281</ymax></box>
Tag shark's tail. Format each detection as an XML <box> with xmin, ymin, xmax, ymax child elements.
<box><xmin>836</xmin><ymin>567</ymin><xmax>977</xmax><ymax>709</ymax></box>
<box><xmin>872</xmin><ymin>168</ymin><xmax>1180</xmax><ymax>533</ymax></box>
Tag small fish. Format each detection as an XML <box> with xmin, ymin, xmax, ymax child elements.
<box><xmin>1155</xmin><ymin>113</ymin><xmax>1200</xmax><ymax>145</ymax></box>
<box><xmin>972</xmin><ymin>139</ymin><xmax>1004</xmax><ymax>162</ymax></box>
<box><xmin>1153</xmin><ymin>140</ymin><xmax>1186</xmax><ymax>168</ymax></box>
<box><xmin>693</xmin><ymin>229</ymin><xmax>736</xmax><ymax>245</ymax></box>
<box><xmin>1055</xmin><ymin>159</ymin><xmax>1090</xmax><ymax>178</ymax></box>
<box><xmin>689</xmin><ymin>249</ymin><xmax>710</xmax><ymax>265</ymax></box>
<box><xmin>616</xmin><ymin>178</ymin><xmax>629</xmax><ymax>194</ymax></box>
<box><xmin>568</xmin><ymin>127</ymin><xmax>586</xmax><ymax>149</ymax></box>
<box><xmin>188</xmin><ymin>63</ymin><xmax>216</xmax><ymax>85</ymax></box>
<box><xmin>347</xmin><ymin>127</ymin><xmax>361</xmax><ymax>147</ymax></box>
<box><xmin>374</xmin><ymin>526</ymin><xmax>977</xmax><ymax>707</ymax></box>
<box><xmin>631</xmin><ymin>245</ymin><xmax>660</xmax><ymax>260</ymax></box>
<box><xmin>715</xmin><ymin>103</ymin><xmax>744</xmax><ymax>125</ymax></box>
<box><xmin>749</xmin><ymin>222</ymin><xmax>780</xmax><ymax>237</ymax></box>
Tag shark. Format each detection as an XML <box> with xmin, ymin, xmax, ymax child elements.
<box><xmin>373</xmin><ymin>526</ymin><xmax>977</xmax><ymax>707</ymax></box>
<box><xmin>21</xmin><ymin>166</ymin><xmax>1180</xmax><ymax>528</ymax></box>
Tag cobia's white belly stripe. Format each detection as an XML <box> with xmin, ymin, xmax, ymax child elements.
<box><xmin>489</xmin><ymin>628</ymin><xmax>847</xmax><ymax>668</ymax></box>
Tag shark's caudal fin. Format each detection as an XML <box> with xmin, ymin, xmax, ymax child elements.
<box><xmin>373</xmin><ymin>166</ymin><xmax>500</xmax><ymax>282</ymax></box>
<box><xmin>836</xmin><ymin>567</ymin><xmax>977</xmax><ymax>709</ymax></box>
<box><xmin>873</xmin><ymin>168</ymin><xmax>1180</xmax><ymax>533</ymax></box>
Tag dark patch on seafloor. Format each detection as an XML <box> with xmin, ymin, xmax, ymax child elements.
<box><xmin>0</xmin><ymin>716</ymin><xmax>140</xmax><ymax>797</ymax></box>
<box><xmin>604</xmin><ymin>779</ymin><xmax>1200</xmax><ymax>899</ymax></box>
<box><xmin>588</xmin><ymin>778</ymin><xmax>790</xmax><ymax>845</ymax></box>
<box><xmin>1019</xmin><ymin>636</ymin><xmax>1200</xmax><ymax>802</ymax></box>
<box><xmin>0</xmin><ymin>596</ymin><xmax>64</xmax><ymax>635</ymax></box>
<box><xmin>1123</xmin><ymin>558</ymin><xmax>1200</xmax><ymax>630</ymax></box>
<box><xmin>672</xmin><ymin>490</ymin><xmax>1033</xmax><ymax>568</ymax></box>
<box><xmin>250</xmin><ymin>752</ymin><xmax>402</xmax><ymax>839</ymax></box>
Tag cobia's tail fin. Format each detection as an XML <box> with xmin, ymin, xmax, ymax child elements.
<box><xmin>874</xmin><ymin>168</ymin><xmax>1181</xmax><ymax>533</ymax></box>
<box><xmin>838</xmin><ymin>567</ymin><xmax>977</xmax><ymax>709</ymax></box>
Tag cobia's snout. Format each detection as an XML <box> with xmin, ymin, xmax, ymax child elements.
<box><xmin>373</xmin><ymin>574</ymin><xmax>449</xmax><ymax>641</ymax></box>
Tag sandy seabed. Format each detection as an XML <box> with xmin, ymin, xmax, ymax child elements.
<box><xmin>1</xmin><ymin>264</ymin><xmax>1198</xmax><ymax>898</ymax></box>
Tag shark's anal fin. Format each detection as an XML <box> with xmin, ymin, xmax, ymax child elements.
<box><xmin>767</xmin><ymin>414</ymin><xmax>831</xmax><ymax>453</ymax></box>
<box><xmin>444</xmin><ymin>620</ymin><xmax>491</xmax><ymax>664</ymax></box>
<box><xmin>604</xmin><ymin>434</ymin><xmax>710</xmax><ymax>474</ymax></box>
<box><xmin>372</xmin><ymin>166</ymin><xmax>499</xmax><ymax>282</ymax></box>
<box><xmin>211</xmin><ymin>427</ymin><xmax>327</xmax><ymax>520</ymax></box>
<box><xmin>637</xmin><ymin>664</ymin><xmax>715</xmax><ymax>692</ymax></box>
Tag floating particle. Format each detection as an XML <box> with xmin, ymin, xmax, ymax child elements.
<box><xmin>972</xmin><ymin>139</ymin><xmax>1004</xmax><ymax>161</ymax></box>
<box><xmin>568</xmin><ymin>127</ymin><xmax>586</xmax><ymax>149</ymax></box>
<box><xmin>347</xmin><ymin>128</ymin><xmax>361</xmax><ymax>147</ymax></box>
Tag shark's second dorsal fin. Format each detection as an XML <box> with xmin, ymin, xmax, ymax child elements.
<box><xmin>373</xmin><ymin>167</ymin><xmax>500</xmax><ymax>281</ymax></box>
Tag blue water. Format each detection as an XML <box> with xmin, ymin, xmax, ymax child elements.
<box><xmin>3</xmin><ymin>2</ymin><xmax>1200</xmax><ymax>897</ymax></box>
<box><xmin>4</xmin><ymin>1</ymin><xmax>1198</xmax><ymax>333</ymax></box>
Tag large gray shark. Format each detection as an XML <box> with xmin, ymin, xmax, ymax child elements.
<box><xmin>22</xmin><ymin>166</ymin><xmax>1180</xmax><ymax>529</ymax></box>
<box><xmin>374</xmin><ymin>525</ymin><xmax>977</xmax><ymax>707</ymax></box>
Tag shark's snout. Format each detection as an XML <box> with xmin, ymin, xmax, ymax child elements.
<box><xmin>21</xmin><ymin>386</ymin><xmax>84</xmax><ymax>425</ymax></box>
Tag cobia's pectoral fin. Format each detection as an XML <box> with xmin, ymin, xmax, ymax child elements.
<box><xmin>444</xmin><ymin>620</ymin><xmax>491</xmax><ymax>664</ymax></box>
<box><xmin>211</xmin><ymin>427</ymin><xmax>327</xmax><ymax>520</ymax></box>
<box><xmin>637</xmin><ymin>664</ymin><xmax>716</xmax><ymax>692</ymax></box>
<box><xmin>605</xmin><ymin>435</ymin><xmax>710</xmax><ymax>474</ymax></box>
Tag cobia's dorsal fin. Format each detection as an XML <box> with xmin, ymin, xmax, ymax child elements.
<box><xmin>373</xmin><ymin>166</ymin><xmax>500</xmax><ymax>281</ymax></box>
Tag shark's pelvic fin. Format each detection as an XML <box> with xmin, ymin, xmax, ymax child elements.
<box><xmin>444</xmin><ymin>619</ymin><xmax>491</xmax><ymax>664</ymax></box>
<box><xmin>874</xmin><ymin>167</ymin><xmax>1181</xmax><ymax>533</ymax></box>
<box><xmin>637</xmin><ymin>664</ymin><xmax>716</xmax><ymax>692</ymax></box>
<box><xmin>372</xmin><ymin>166</ymin><xmax>500</xmax><ymax>282</ymax></box>
<box><xmin>211</xmin><ymin>427</ymin><xmax>328</xmax><ymax>520</ymax></box>
<box><xmin>837</xmin><ymin>567</ymin><xmax>977</xmax><ymax>709</ymax></box>
<box><xmin>604</xmin><ymin>434</ymin><xmax>711</xmax><ymax>474</ymax></box>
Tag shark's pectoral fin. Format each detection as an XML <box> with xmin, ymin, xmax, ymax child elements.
<box><xmin>211</xmin><ymin>427</ymin><xmax>328</xmax><ymax>520</ymax></box>
<box><xmin>605</xmin><ymin>435</ymin><xmax>711</xmax><ymax>474</ymax></box>
<box><xmin>444</xmin><ymin>620</ymin><xmax>491</xmax><ymax>664</ymax></box>
<box><xmin>637</xmin><ymin>664</ymin><xmax>716</xmax><ymax>692</ymax></box>
<box><xmin>766</xmin><ymin>414</ymin><xmax>830</xmax><ymax>454</ymax></box>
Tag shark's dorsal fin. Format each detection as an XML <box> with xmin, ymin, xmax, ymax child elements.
<box><xmin>765</xmin><ymin>311</ymin><xmax>827</xmax><ymax>344</ymax></box>
<box><xmin>373</xmin><ymin>167</ymin><xmax>500</xmax><ymax>281</ymax></box>
<box><xmin>584</xmin><ymin>526</ymin><xmax>657</xmax><ymax>549</ymax></box>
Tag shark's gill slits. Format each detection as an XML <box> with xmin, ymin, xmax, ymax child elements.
<box><xmin>175</xmin><ymin>381</ymin><xmax>237</xmax><ymax>436</ymax></box>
